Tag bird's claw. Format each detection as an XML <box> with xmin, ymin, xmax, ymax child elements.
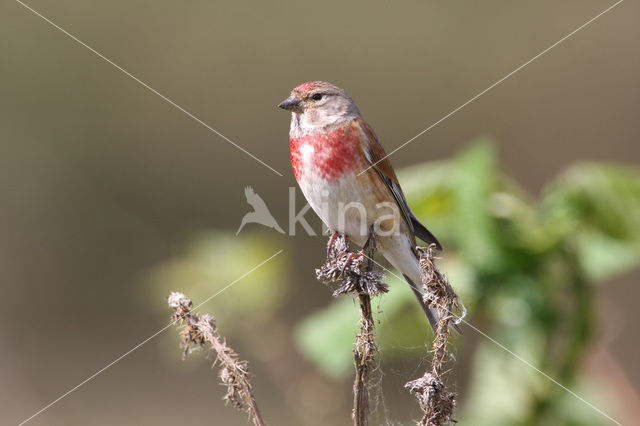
<box><xmin>340</xmin><ymin>250</ymin><xmax>365</xmax><ymax>274</ymax></box>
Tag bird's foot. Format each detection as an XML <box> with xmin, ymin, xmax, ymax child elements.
<box><xmin>317</xmin><ymin>231</ymin><xmax>387</xmax><ymax>296</ymax></box>
<box><xmin>326</xmin><ymin>231</ymin><xmax>340</xmax><ymax>258</ymax></box>
<box><xmin>339</xmin><ymin>232</ymin><xmax>375</xmax><ymax>274</ymax></box>
<box><xmin>340</xmin><ymin>250</ymin><xmax>365</xmax><ymax>274</ymax></box>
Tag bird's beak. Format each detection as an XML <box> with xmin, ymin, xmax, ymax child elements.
<box><xmin>277</xmin><ymin>95</ymin><xmax>301</xmax><ymax>112</ymax></box>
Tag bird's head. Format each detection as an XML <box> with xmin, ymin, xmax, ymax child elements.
<box><xmin>278</xmin><ymin>81</ymin><xmax>360</xmax><ymax>131</ymax></box>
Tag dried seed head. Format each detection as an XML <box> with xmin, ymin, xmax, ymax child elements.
<box><xmin>167</xmin><ymin>292</ymin><xmax>193</xmax><ymax>315</ymax></box>
<box><xmin>405</xmin><ymin>373</ymin><xmax>456</xmax><ymax>426</ymax></box>
<box><xmin>316</xmin><ymin>233</ymin><xmax>388</xmax><ymax>297</ymax></box>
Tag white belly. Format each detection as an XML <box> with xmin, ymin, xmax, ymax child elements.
<box><xmin>302</xmin><ymin>177</ymin><xmax>365</xmax><ymax>244</ymax></box>
<box><xmin>297</xmin><ymin>159</ymin><xmax>397</xmax><ymax>247</ymax></box>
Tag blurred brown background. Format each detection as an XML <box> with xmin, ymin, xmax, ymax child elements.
<box><xmin>1</xmin><ymin>1</ymin><xmax>638</xmax><ymax>425</ymax></box>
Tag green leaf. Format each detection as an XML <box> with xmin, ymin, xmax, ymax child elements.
<box><xmin>294</xmin><ymin>296</ymin><xmax>360</xmax><ymax>378</ymax></box>
<box><xmin>450</xmin><ymin>140</ymin><xmax>505</xmax><ymax>274</ymax></box>
<box><xmin>294</xmin><ymin>275</ymin><xmax>425</xmax><ymax>378</ymax></box>
<box><xmin>542</xmin><ymin>163</ymin><xmax>640</xmax><ymax>281</ymax></box>
<box><xmin>576</xmin><ymin>231</ymin><xmax>640</xmax><ymax>283</ymax></box>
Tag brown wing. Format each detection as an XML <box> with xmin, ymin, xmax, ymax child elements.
<box><xmin>354</xmin><ymin>118</ymin><xmax>443</xmax><ymax>251</ymax></box>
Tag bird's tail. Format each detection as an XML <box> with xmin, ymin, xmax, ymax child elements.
<box><xmin>385</xmin><ymin>247</ymin><xmax>462</xmax><ymax>335</ymax></box>
<box><xmin>403</xmin><ymin>272</ymin><xmax>440</xmax><ymax>333</ymax></box>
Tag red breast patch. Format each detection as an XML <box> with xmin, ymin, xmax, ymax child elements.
<box><xmin>290</xmin><ymin>126</ymin><xmax>360</xmax><ymax>182</ymax></box>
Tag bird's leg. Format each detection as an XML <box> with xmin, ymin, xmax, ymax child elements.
<box><xmin>326</xmin><ymin>230</ymin><xmax>340</xmax><ymax>258</ymax></box>
<box><xmin>342</xmin><ymin>227</ymin><xmax>376</xmax><ymax>273</ymax></box>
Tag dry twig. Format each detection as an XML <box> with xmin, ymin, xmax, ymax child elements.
<box><xmin>167</xmin><ymin>292</ymin><xmax>266</xmax><ymax>426</ymax></box>
<box><xmin>316</xmin><ymin>233</ymin><xmax>386</xmax><ymax>426</ymax></box>
<box><xmin>405</xmin><ymin>246</ymin><xmax>464</xmax><ymax>426</ymax></box>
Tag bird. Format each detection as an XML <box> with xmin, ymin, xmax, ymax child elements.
<box><xmin>278</xmin><ymin>81</ymin><xmax>458</xmax><ymax>335</ymax></box>
<box><xmin>236</xmin><ymin>186</ymin><xmax>285</xmax><ymax>235</ymax></box>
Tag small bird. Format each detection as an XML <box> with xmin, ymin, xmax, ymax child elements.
<box><xmin>278</xmin><ymin>81</ymin><xmax>455</xmax><ymax>334</ymax></box>
<box><xmin>236</xmin><ymin>186</ymin><xmax>285</xmax><ymax>235</ymax></box>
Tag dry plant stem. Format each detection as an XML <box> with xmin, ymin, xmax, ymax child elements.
<box><xmin>353</xmin><ymin>292</ymin><xmax>375</xmax><ymax>426</ymax></box>
<box><xmin>316</xmin><ymin>232</ymin><xmax>383</xmax><ymax>426</ymax></box>
<box><xmin>405</xmin><ymin>246</ymin><xmax>461</xmax><ymax>426</ymax></box>
<box><xmin>167</xmin><ymin>292</ymin><xmax>266</xmax><ymax>426</ymax></box>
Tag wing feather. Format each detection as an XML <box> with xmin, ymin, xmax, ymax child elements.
<box><xmin>354</xmin><ymin>118</ymin><xmax>443</xmax><ymax>250</ymax></box>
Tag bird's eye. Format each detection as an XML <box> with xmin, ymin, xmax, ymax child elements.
<box><xmin>311</xmin><ymin>93</ymin><xmax>323</xmax><ymax>101</ymax></box>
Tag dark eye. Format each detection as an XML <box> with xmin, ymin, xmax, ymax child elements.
<box><xmin>311</xmin><ymin>93</ymin><xmax>323</xmax><ymax>101</ymax></box>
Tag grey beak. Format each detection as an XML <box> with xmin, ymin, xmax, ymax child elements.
<box><xmin>277</xmin><ymin>95</ymin><xmax>301</xmax><ymax>112</ymax></box>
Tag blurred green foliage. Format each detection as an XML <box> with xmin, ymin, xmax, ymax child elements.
<box><xmin>149</xmin><ymin>231</ymin><xmax>288</xmax><ymax>331</ymax></box>
<box><xmin>295</xmin><ymin>140</ymin><xmax>640</xmax><ymax>425</ymax></box>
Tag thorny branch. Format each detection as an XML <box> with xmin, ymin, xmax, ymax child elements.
<box><xmin>316</xmin><ymin>232</ymin><xmax>386</xmax><ymax>426</ymax></box>
<box><xmin>405</xmin><ymin>246</ymin><xmax>464</xmax><ymax>426</ymax></box>
<box><xmin>167</xmin><ymin>292</ymin><xmax>266</xmax><ymax>426</ymax></box>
